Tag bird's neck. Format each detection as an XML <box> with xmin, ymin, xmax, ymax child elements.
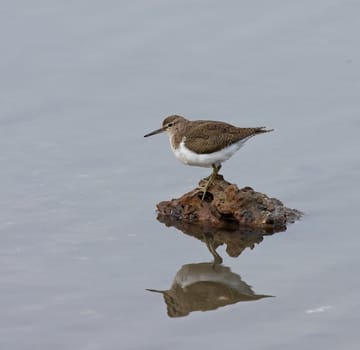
<box><xmin>168</xmin><ymin>121</ymin><xmax>189</xmax><ymax>150</ymax></box>
<box><xmin>169</xmin><ymin>133</ymin><xmax>183</xmax><ymax>152</ymax></box>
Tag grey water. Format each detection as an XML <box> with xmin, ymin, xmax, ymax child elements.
<box><xmin>1</xmin><ymin>1</ymin><xmax>360</xmax><ymax>349</ymax></box>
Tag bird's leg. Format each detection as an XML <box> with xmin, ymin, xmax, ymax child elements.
<box><xmin>201</xmin><ymin>164</ymin><xmax>221</xmax><ymax>200</ymax></box>
<box><xmin>203</xmin><ymin>234</ymin><xmax>223</xmax><ymax>265</ymax></box>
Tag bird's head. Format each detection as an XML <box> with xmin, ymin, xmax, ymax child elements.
<box><xmin>144</xmin><ymin>115</ymin><xmax>187</xmax><ymax>138</ymax></box>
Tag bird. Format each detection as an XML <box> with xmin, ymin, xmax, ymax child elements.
<box><xmin>144</xmin><ymin>115</ymin><xmax>273</xmax><ymax>199</ymax></box>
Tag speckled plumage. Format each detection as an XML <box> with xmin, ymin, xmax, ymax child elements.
<box><xmin>144</xmin><ymin>115</ymin><xmax>273</xmax><ymax>168</ymax></box>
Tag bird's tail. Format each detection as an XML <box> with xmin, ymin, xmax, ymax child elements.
<box><xmin>256</xmin><ymin>127</ymin><xmax>274</xmax><ymax>134</ymax></box>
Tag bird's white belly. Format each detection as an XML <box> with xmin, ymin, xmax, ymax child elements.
<box><xmin>172</xmin><ymin>139</ymin><xmax>248</xmax><ymax>168</ymax></box>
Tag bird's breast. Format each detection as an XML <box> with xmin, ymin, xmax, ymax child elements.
<box><xmin>171</xmin><ymin>138</ymin><xmax>244</xmax><ymax>168</ymax></box>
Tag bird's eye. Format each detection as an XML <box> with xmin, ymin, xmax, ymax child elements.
<box><xmin>167</xmin><ymin>123</ymin><xmax>173</xmax><ymax>127</ymax></box>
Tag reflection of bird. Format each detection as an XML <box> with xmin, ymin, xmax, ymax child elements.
<box><xmin>147</xmin><ymin>262</ymin><xmax>272</xmax><ymax>318</ymax></box>
<box><xmin>144</xmin><ymin>115</ymin><xmax>273</xmax><ymax>199</ymax></box>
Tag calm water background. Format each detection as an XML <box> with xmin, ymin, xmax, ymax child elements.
<box><xmin>1</xmin><ymin>1</ymin><xmax>360</xmax><ymax>349</ymax></box>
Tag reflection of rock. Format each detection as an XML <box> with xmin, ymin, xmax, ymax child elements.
<box><xmin>147</xmin><ymin>262</ymin><xmax>272</xmax><ymax>318</ymax></box>
<box><xmin>158</xmin><ymin>214</ymin><xmax>268</xmax><ymax>262</ymax></box>
<box><xmin>157</xmin><ymin>176</ymin><xmax>302</xmax><ymax>231</ymax></box>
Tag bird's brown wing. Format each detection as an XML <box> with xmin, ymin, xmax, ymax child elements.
<box><xmin>184</xmin><ymin>121</ymin><xmax>269</xmax><ymax>154</ymax></box>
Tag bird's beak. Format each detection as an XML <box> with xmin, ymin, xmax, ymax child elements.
<box><xmin>146</xmin><ymin>288</ymin><xmax>165</xmax><ymax>294</ymax></box>
<box><xmin>144</xmin><ymin>127</ymin><xmax>166</xmax><ymax>137</ymax></box>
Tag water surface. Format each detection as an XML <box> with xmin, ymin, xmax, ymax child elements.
<box><xmin>1</xmin><ymin>1</ymin><xmax>359</xmax><ymax>349</ymax></box>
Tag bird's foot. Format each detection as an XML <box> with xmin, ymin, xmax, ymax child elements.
<box><xmin>199</xmin><ymin>164</ymin><xmax>221</xmax><ymax>200</ymax></box>
<box><xmin>200</xmin><ymin>179</ymin><xmax>213</xmax><ymax>200</ymax></box>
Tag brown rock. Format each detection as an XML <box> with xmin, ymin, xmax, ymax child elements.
<box><xmin>156</xmin><ymin>175</ymin><xmax>302</xmax><ymax>231</ymax></box>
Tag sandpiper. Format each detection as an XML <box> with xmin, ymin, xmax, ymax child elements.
<box><xmin>144</xmin><ymin>115</ymin><xmax>273</xmax><ymax>199</ymax></box>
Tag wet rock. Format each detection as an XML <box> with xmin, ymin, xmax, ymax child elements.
<box><xmin>157</xmin><ymin>175</ymin><xmax>302</xmax><ymax>231</ymax></box>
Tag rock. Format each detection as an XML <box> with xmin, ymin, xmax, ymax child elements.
<box><xmin>156</xmin><ymin>175</ymin><xmax>302</xmax><ymax>231</ymax></box>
